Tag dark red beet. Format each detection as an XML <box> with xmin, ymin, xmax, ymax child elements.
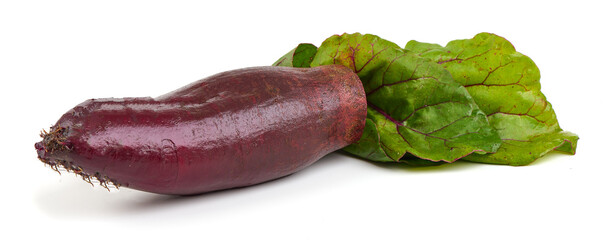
<box><xmin>35</xmin><ymin>65</ymin><xmax>366</xmax><ymax>195</ymax></box>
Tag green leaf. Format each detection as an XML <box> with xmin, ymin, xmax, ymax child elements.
<box><xmin>463</xmin><ymin>131</ymin><xmax>578</xmax><ymax>166</ymax></box>
<box><xmin>405</xmin><ymin>32</ymin><xmax>578</xmax><ymax>165</ymax></box>
<box><xmin>273</xmin><ymin>43</ymin><xmax>317</xmax><ymax>67</ymax></box>
<box><xmin>311</xmin><ymin>33</ymin><xmax>501</xmax><ymax>163</ymax></box>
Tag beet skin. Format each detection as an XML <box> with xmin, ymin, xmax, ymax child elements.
<box><xmin>35</xmin><ymin>65</ymin><xmax>366</xmax><ymax>195</ymax></box>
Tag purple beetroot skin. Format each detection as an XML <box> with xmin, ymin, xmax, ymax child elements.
<box><xmin>35</xmin><ymin>65</ymin><xmax>367</xmax><ymax>195</ymax></box>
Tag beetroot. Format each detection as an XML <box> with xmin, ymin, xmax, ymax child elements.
<box><xmin>35</xmin><ymin>65</ymin><xmax>366</xmax><ymax>195</ymax></box>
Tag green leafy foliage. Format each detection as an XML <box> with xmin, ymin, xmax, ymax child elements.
<box><xmin>309</xmin><ymin>33</ymin><xmax>501</xmax><ymax>163</ymax></box>
<box><xmin>273</xmin><ymin>32</ymin><xmax>577</xmax><ymax>166</ymax></box>
<box><xmin>404</xmin><ymin>33</ymin><xmax>578</xmax><ymax>165</ymax></box>
<box><xmin>273</xmin><ymin>43</ymin><xmax>317</xmax><ymax>67</ymax></box>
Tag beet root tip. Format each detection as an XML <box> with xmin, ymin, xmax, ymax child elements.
<box><xmin>35</xmin><ymin>126</ymin><xmax>120</xmax><ymax>191</ymax></box>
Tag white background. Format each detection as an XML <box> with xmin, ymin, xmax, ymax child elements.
<box><xmin>1</xmin><ymin>1</ymin><xmax>611</xmax><ymax>239</ymax></box>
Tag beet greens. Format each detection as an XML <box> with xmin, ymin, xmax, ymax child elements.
<box><xmin>275</xmin><ymin>32</ymin><xmax>577</xmax><ymax>166</ymax></box>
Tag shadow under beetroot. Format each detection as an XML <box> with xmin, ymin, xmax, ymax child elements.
<box><xmin>32</xmin><ymin>152</ymin><xmax>353</xmax><ymax>219</ymax></box>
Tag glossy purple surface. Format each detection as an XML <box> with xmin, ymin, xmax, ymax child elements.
<box><xmin>36</xmin><ymin>65</ymin><xmax>366</xmax><ymax>195</ymax></box>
